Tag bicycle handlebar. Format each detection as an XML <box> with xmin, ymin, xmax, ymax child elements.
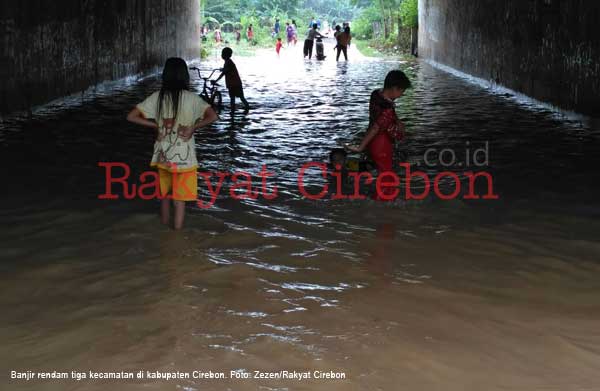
<box><xmin>189</xmin><ymin>67</ymin><xmax>222</xmax><ymax>80</ymax></box>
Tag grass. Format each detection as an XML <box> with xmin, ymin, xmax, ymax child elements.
<box><xmin>354</xmin><ymin>39</ymin><xmax>385</xmax><ymax>58</ymax></box>
<box><xmin>354</xmin><ymin>34</ymin><xmax>415</xmax><ymax>59</ymax></box>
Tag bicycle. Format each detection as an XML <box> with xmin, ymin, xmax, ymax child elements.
<box><xmin>189</xmin><ymin>67</ymin><xmax>223</xmax><ymax>109</ymax></box>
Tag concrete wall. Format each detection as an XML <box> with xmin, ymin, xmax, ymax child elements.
<box><xmin>418</xmin><ymin>0</ymin><xmax>600</xmax><ymax>116</ymax></box>
<box><xmin>0</xmin><ymin>0</ymin><xmax>201</xmax><ymax>113</ymax></box>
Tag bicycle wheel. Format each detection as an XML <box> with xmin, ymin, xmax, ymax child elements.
<box><xmin>200</xmin><ymin>93</ymin><xmax>211</xmax><ymax>105</ymax></box>
<box><xmin>213</xmin><ymin>91</ymin><xmax>222</xmax><ymax>109</ymax></box>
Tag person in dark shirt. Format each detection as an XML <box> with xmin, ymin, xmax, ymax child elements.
<box><xmin>214</xmin><ymin>47</ymin><xmax>250</xmax><ymax>112</ymax></box>
<box><xmin>334</xmin><ymin>25</ymin><xmax>350</xmax><ymax>61</ymax></box>
<box><xmin>274</xmin><ymin>18</ymin><xmax>281</xmax><ymax>35</ymax></box>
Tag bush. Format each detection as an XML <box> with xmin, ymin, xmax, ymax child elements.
<box><xmin>352</xmin><ymin>5</ymin><xmax>381</xmax><ymax>40</ymax></box>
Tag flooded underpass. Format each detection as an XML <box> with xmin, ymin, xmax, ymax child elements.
<box><xmin>2</xmin><ymin>49</ymin><xmax>600</xmax><ymax>391</ymax></box>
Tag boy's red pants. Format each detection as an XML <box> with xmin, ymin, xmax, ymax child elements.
<box><xmin>368</xmin><ymin>132</ymin><xmax>396</xmax><ymax>201</ymax></box>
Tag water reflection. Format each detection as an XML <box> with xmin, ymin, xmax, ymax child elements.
<box><xmin>365</xmin><ymin>223</ymin><xmax>396</xmax><ymax>279</ymax></box>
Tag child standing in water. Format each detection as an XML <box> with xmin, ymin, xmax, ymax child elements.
<box><xmin>214</xmin><ymin>47</ymin><xmax>250</xmax><ymax>112</ymax></box>
<box><xmin>291</xmin><ymin>20</ymin><xmax>298</xmax><ymax>45</ymax></box>
<box><xmin>346</xmin><ymin>70</ymin><xmax>411</xmax><ymax>201</ymax></box>
<box><xmin>334</xmin><ymin>25</ymin><xmax>350</xmax><ymax>61</ymax></box>
<box><xmin>286</xmin><ymin>22</ymin><xmax>294</xmax><ymax>46</ymax></box>
<box><xmin>126</xmin><ymin>58</ymin><xmax>218</xmax><ymax>229</ymax></box>
<box><xmin>247</xmin><ymin>24</ymin><xmax>254</xmax><ymax>42</ymax></box>
<box><xmin>276</xmin><ymin>37</ymin><xmax>283</xmax><ymax>56</ymax></box>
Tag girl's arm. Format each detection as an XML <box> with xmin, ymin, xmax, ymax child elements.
<box><xmin>126</xmin><ymin>108</ymin><xmax>158</xmax><ymax>129</ymax></box>
<box><xmin>178</xmin><ymin>107</ymin><xmax>219</xmax><ymax>141</ymax></box>
<box><xmin>193</xmin><ymin>107</ymin><xmax>219</xmax><ymax>130</ymax></box>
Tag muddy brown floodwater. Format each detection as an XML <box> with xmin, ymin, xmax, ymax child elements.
<box><xmin>1</xmin><ymin>45</ymin><xmax>600</xmax><ymax>391</ymax></box>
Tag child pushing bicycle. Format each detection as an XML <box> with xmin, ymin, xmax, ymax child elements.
<box><xmin>213</xmin><ymin>47</ymin><xmax>250</xmax><ymax>112</ymax></box>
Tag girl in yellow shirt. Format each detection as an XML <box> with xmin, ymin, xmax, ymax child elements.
<box><xmin>127</xmin><ymin>57</ymin><xmax>218</xmax><ymax>230</ymax></box>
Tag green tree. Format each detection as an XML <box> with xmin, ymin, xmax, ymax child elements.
<box><xmin>399</xmin><ymin>0</ymin><xmax>418</xmax><ymax>28</ymax></box>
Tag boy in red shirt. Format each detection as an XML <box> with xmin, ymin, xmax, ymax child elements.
<box><xmin>276</xmin><ymin>37</ymin><xmax>283</xmax><ymax>56</ymax></box>
<box><xmin>346</xmin><ymin>70</ymin><xmax>411</xmax><ymax>201</ymax></box>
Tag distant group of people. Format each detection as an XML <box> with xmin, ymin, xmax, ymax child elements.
<box><xmin>201</xmin><ymin>24</ymin><xmax>256</xmax><ymax>45</ymax></box>
<box><xmin>303</xmin><ymin>20</ymin><xmax>352</xmax><ymax>61</ymax></box>
<box><xmin>273</xmin><ymin>19</ymin><xmax>299</xmax><ymax>46</ymax></box>
<box><xmin>202</xmin><ymin>17</ymin><xmax>352</xmax><ymax>62</ymax></box>
<box><xmin>273</xmin><ymin>19</ymin><xmax>300</xmax><ymax>56</ymax></box>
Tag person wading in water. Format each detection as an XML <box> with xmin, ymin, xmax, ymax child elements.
<box><xmin>303</xmin><ymin>23</ymin><xmax>324</xmax><ymax>60</ymax></box>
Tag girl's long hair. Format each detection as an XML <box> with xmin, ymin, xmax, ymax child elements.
<box><xmin>157</xmin><ymin>57</ymin><xmax>190</xmax><ymax>124</ymax></box>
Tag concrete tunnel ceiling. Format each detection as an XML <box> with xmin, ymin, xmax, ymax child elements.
<box><xmin>1</xmin><ymin>0</ymin><xmax>599</xmax><ymax>116</ymax></box>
